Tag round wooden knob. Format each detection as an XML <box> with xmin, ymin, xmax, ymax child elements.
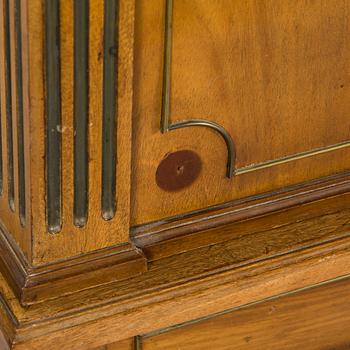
<box><xmin>155</xmin><ymin>150</ymin><xmax>202</xmax><ymax>191</ymax></box>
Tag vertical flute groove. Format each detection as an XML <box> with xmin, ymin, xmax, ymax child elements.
<box><xmin>160</xmin><ymin>0</ymin><xmax>173</xmax><ymax>133</ymax></box>
<box><xmin>14</xmin><ymin>0</ymin><xmax>25</xmax><ymax>225</ymax></box>
<box><xmin>4</xmin><ymin>0</ymin><xmax>14</xmax><ymax>211</ymax></box>
<box><xmin>101</xmin><ymin>0</ymin><xmax>119</xmax><ymax>221</ymax></box>
<box><xmin>45</xmin><ymin>0</ymin><xmax>61</xmax><ymax>233</ymax></box>
<box><xmin>73</xmin><ymin>0</ymin><xmax>89</xmax><ymax>227</ymax></box>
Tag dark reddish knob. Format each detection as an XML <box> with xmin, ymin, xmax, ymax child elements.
<box><xmin>155</xmin><ymin>150</ymin><xmax>202</xmax><ymax>192</ymax></box>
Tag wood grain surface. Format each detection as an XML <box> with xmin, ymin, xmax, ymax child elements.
<box><xmin>92</xmin><ymin>337</ymin><xmax>134</xmax><ymax>350</ymax></box>
<box><xmin>131</xmin><ymin>0</ymin><xmax>350</xmax><ymax>225</ymax></box>
<box><xmin>0</xmin><ymin>0</ymin><xmax>137</xmax><ymax>264</ymax></box>
<box><xmin>0</xmin><ymin>1</ymin><xmax>350</xmax><ymax>348</ymax></box>
<box><xmin>27</xmin><ymin>0</ymin><xmax>135</xmax><ymax>264</ymax></box>
<box><xmin>142</xmin><ymin>277</ymin><xmax>350</xmax><ymax>350</ymax></box>
<box><xmin>0</xmin><ymin>0</ymin><xmax>32</xmax><ymax>259</ymax></box>
<box><xmin>138</xmin><ymin>190</ymin><xmax>350</xmax><ymax>261</ymax></box>
<box><xmin>132</xmin><ymin>173</ymin><xmax>350</xmax><ymax>260</ymax></box>
<box><xmin>1</xmin><ymin>205</ymin><xmax>350</xmax><ymax>349</ymax></box>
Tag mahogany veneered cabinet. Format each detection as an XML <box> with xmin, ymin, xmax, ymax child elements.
<box><xmin>0</xmin><ymin>1</ymin><xmax>350</xmax><ymax>349</ymax></box>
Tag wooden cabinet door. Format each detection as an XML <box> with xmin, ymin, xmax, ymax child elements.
<box><xmin>132</xmin><ymin>0</ymin><xmax>350</xmax><ymax>226</ymax></box>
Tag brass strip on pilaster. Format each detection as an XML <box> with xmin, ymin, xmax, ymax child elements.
<box><xmin>102</xmin><ymin>0</ymin><xmax>119</xmax><ymax>220</ymax></box>
<box><xmin>73</xmin><ymin>0</ymin><xmax>89</xmax><ymax>227</ymax></box>
<box><xmin>3</xmin><ymin>0</ymin><xmax>14</xmax><ymax>210</ymax></box>
<box><xmin>134</xmin><ymin>335</ymin><xmax>142</xmax><ymax>350</ymax></box>
<box><xmin>45</xmin><ymin>0</ymin><xmax>61</xmax><ymax>233</ymax></box>
<box><xmin>14</xmin><ymin>0</ymin><xmax>25</xmax><ymax>225</ymax></box>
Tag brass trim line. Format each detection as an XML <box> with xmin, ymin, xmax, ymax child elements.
<box><xmin>101</xmin><ymin>0</ymin><xmax>119</xmax><ymax>221</ymax></box>
<box><xmin>160</xmin><ymin>0</ymin><xmax>350</xmax><ymax>179</ymax></box>
<box><xmin>236</xmin><ymin>140</ymin><xmax>350</xmax><ymax>175</ymax></box>
<box><xmin>160</xmin><ymin>0</ymin><xmax>236</xmax><ymax>178</ymax></box>
<box><xmin>142</xmin><ymin>273</ymin><xmax>350</xmax><ymax>339</ymax></box>
<box><xmin>4</xmin><ymin>0</ymin><xmax>14</xmax><ymax>211</ymax></box>
<box><xmin>14</xmin><ymin>0</ymin><xmax>25</xmax><ymax>226</ymax></box>
<box><xmin>134</xmin><ymin>335</ymin><xmax>142</xmax><ymax>350</ymax></box>
<box><xmin>45</xmin><ymin>0</ymin><xmax>62</xmax><ymax>234</ymax></box>
<box><xmin>73</xmin><ymin>0</ymin><xmax>89</xmax><ymax>227</ymax></box>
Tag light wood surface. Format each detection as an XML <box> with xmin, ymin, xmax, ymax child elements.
<box><xmin>0</xmin><ymin>0</ymin><xmax>137</xmax><ymax>264</ymax></box>
<box><xmin>28</xmin><ymin>0</ymin><xmax>135</xmax><ymax>264</ymax></box>
<box><xmin>133</xmin><ymin>174</ymin><xmax>350</xmax><ymax>260</ymax></box>
<box><xmin>1</xmin><ymin>205</ymin><xmax>350</xmax><ymax>349</ymax></box>
<box><xmin>132</xmin><ymin>0</ymin><xmax>350</xmax><ymax>225</ymax></box>
<box><xmin>142</xmin><ymin>277</ymin><xmax>350</xmax><ymax>350</ymax></box>
<box><xmin>0</xmin><ymin>1</ymin><xmax>350</xmax><ymax>349</ymax></box>
<box><xmin>0</xmin><ymin>0</ymin><xmax>149</xmax><ymax>306</ymax></box>
<box><xmin>0</xmin><ymin>0</ymin><xmax>31</xmax><ymax>259</ymax></box>
<box><xmin>92</xmin><ymin>337</ymin><xmax>134</xmax><ymax>350</ymax></box>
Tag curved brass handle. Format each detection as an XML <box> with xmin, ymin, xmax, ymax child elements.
<box><xmin>160</xmin><ymin>0</ymin><xmax>236</xmax><ymax>178</ymax></box>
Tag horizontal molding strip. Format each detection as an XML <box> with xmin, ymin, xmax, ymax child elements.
<box><xmin>131</xmin><ymin>171</ymin><xmax>350</xmax><ymax>248</ymax></box>
<box><xmin>236</xmin><ymin>140</ymin><xmax>350</xmax><ymax>175</ymax></box>
<box><xmin>0</xmin><ymin>220</ymin><xmax>147</xmax><ymax>305</ymax></box>
<box><xmin>3</xmin><ymin>210</ymin><xmax>350</xmax><ymax>349</ymax></box>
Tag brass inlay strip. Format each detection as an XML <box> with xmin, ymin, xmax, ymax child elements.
<box><xmin>101</xmin><ymin>0</ymin><xmax>119</xmax><ymax>220</ymax></box>
<box><xmin>4</xmin><ymin>0</ymin><xmax>14</xmax><ymax>211</ymax></box>
<box><xmin>236</xmin><ymin>140</ymin><xmax>350</xmax><ymax>175</ymax></box>
<box><xmin>161</xmin><ymin>0</ymin><xmax>350</xmax><ymax>179</ymax></box>
<box><xmin>134</xmin><ymin>335</ymin><xmax>142</xmax><ymax>350</ymax></box>
<box><xmin>142</xmin><ymin>273</ymin><xmax>350</xmax><ymax>339</ymax></box>
<box><xmin>73</xmin><ymin>0</ymin><xmax>89</xmax><ymax>227</ymax></box>
<box><xmin>45</xmin><ymin>0</ymin><xmax>61</xmax><ymax>233</ymax></box>
<box><xmin>160</xmin><ymin>0</ymin><xmax>236</xmax><ymax>178</ymax></box>
<box><xmin>14</xmin><ymin>0</ymin><xmax>25</xmax><ymax>226</ymax></box>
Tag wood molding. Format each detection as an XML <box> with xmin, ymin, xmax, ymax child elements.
<box><xmin>132</xmin><ymin>171</ymin><xmax>350</xmax><ymax>259</ymax></box>
<box><xmin>2</xmin><ymin>172</ymin><xmax>349</xmax><ymax>307</ymax></box>
<box><xmin>0</xmin><ymin>224</ymin><xmax>147</xmax><ymax>305</ymax></box>
<box><xmin>1</xmin><ymin>204</ymin><xmax>350</xmax><ymax>349</ymax></box>
<box><xmin>139</xmin><ymin>276</ymin><xmax>350</xmax><ymax>350</ymax></box>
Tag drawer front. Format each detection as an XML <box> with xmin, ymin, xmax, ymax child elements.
<box><xmin>141</xmin><ymin>278</ymin><xmax>350</xmax><ymax>350</ymax></box>
<box><xmin>132</xmin><ymin>0</ymin><xmax>350</xmax><ymax>226</ymax></box>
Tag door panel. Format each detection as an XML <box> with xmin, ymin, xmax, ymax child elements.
<box><xmin>132</xmin><ymin>0</ymin><xmax>350</xmax><ymax>225</ymax></box>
